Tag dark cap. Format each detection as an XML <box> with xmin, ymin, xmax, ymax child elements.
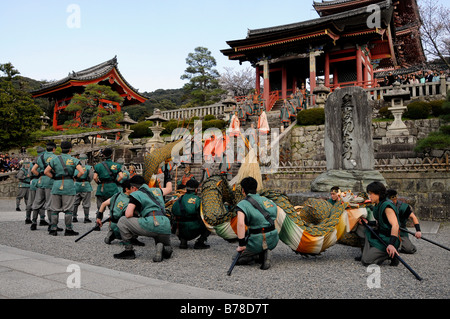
<box><xmin>61</xmin><ymin>141</ymin><xmax>72</xmax><ymax>151</ymax></box>
<box><xmin>186</xmin><ymin>179</ymin><xmax>199</xmax><ymax>191</ymax></box>
<box><xmin>102</xmin><ymin>148</ymin><xmax>113</xmax><ymax>158</ymax></box>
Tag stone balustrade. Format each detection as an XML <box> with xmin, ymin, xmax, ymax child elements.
<box><xmin>365</xmin><ymin>78</ymin><xmax>449</xmax><ymax>101</ymax></box>
<box><xmin>161</xmin><ymin>103</ymin><xmax>226</xmax><ymax>120</ymax></box>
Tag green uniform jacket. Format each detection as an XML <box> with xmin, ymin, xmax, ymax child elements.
<box><xmin>236</xmin><ymin>194</ymin><xmax>279</xmax><ymax>254</ymax></box>
<box><xmin>109</xmin><ymin>191</ymin><xmax>130</xmax><ymax>238</ymax></box>
<box><xmin>94</xmin><ymin>159</ymin><xmax>122</xmax><ymax>197</ymax></box>
<box><xmin>75</xmin><ymin>165</ymin><xmax>93</xmax><ymax>193</ymax></box>
<box><xmin>48</xmin><ymin>154</ymin><xmax>80</xmax><ymax>196</ymax></box>
<box><xmin>36</xmin><ymin>151</ymin><xmax>56</xmax><ymax>189</ymax></box>
<box><xmin>130</xmin><ymin>185</ymin><xmax>171</xmax><ymax>235</ymax></box>
<box><xmin>17</xmin><ymin>167</ymin><xmax>31</xmax><ymax>188</ymax></box>
<box><xmin>395</xmin><ymin>201</ymin><xmax>412</xmax><ymax>237</ymax></box>
<box><xmin>365</xmin><ymin>199</ymin><xmax>401</xmax><ymax>251</ymax></box>
<box><xmin>171</xmin><ymin>193</ymin><xmax>203</xmax><ymax>240</ymax></box>
<box><xmin>327</xmin><ymin>198</ymin><xmax>337</xmax><ymax>205</ymax></box>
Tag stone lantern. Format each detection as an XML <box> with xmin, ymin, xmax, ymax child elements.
<box><xmin>119</xmin><ymin>112</ymin><xmax>137</xmax><ymax>144</ymax></box>
<box><xmin>222</xmin><ymin>92</ymin><xmax>237</xmax><ymax>122</ymax></box>
<box><xmin>313</xmin><ymin>80</ymin><xmax>330</xmax><ymax>108</ymax></box>
<box><xmin>383</xmin><ymin>81</ymin><xmax>411</xmax><ymax>137</ymax></box>
<box><xmin>40</xmin><ymin>112</ymin><xmax>50</xmax><ymax>130</ymax></box>
<box><xmin>145</xmin><ymin>109</ymin><xmax>168</xmax><ymax>150</ymax></box>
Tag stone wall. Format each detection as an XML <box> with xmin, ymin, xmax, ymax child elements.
<box><xmin>0</xmin><ymin>172</ymin><xmax>20</xmax><ymax>198</ymax></box>
<box><xmin>264</xmin><ymin>171</ymin><xmax>450</xmax><ymax>222</ymax></box>
<box><xmin>288</xmin><ymin>118</ymin><xmax>444</xmax><ymax>162</ymax></box>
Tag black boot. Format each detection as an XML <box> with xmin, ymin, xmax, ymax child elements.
<box><xmin>39</xmin><ymin>220</ymin><xmax>49</xmax><ymax>226</ymax></box>
<box><xmin>260</xmin><ymin>250</ymin><xmax>271</xmax><ymax>270</ymax></box>
<box><xmin>153</xmin><ymin>243</ymin><xmax>164</xmax><ymax>262</ymax></box>
<box><xmin>194</xmin><ymin>240</ymin><xmax>210</xmax><ymax>249</ymax></box>
<box><xmin>64</xmin><ymin>229</ymin><xmax>79</xmax><ymax>236</ymax></box>
<box><xmin>114</xmin><ymin>250</ymin><xmax>136</xmax><ymax>260</ymax></box>
<box><xmin>49</xmin><ymin>229</ymin><xmax>58</xmax><ymax>236</ymax></box>
<box><xmin>130</xmin><ymin>237</ymin><xmax>145</xmax><ymax>247</ymax></box>
<box><xmin>179</xmin><ymin>238</ymin><xmax>188</xmax><ymax>249</ymax></box>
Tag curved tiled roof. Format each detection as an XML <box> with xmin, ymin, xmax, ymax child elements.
<box><xmin>31</xmin><ymin>56</ymin><xmax>148</xmax><ymax>101</ymax></box>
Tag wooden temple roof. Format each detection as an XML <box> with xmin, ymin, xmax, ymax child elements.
<box><xmin>31</xmin><ymin>56</ymin><xmax>148</xmax><ymax>106</ymax></box>
<box><xmin>222</xmin><ymin>0</ymin><xmax>425</xmax><ymax>71</ymax></box>
<box><xmin>313</xmin><ymin>0</ymin><xmax>383</xmax><ymax>16</ymax></box>
<box><xmin>222</xmin><ymin>1</ymin><xmax>393</xmax><ymax>64</ymax></box>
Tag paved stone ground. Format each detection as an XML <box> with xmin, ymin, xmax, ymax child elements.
<box><xmin>0</xmin><ymin>199</ymin><xmax>449</xmax><ymax>300</ymax></box>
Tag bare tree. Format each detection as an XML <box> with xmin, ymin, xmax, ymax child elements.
<box><xmin>219</xmin><ymin>66</ymin><xmax>257</xmax><ymax>97</ymax></box>
<box><xmin>419</xmin><ymin>0</ymin><xmax>450</xmax><ymax>68</ymax></box>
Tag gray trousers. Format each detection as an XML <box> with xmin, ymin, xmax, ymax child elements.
<box><xmin>49</xmin><ymin>194</ymin><xmax>76</xmax><ymax>230</ymax></box>
<box><xmin>356</xmin><ymin>224</ymin><xmax>401</xmax><ymax>265</ymax></box>
<box><xmin>16</xmin><ymin>187</ymin><xmax>29</xmax><ymax>208</ymax></box>
<box><xmin>73</xmin><ymin>192</ymin><xmax>91</xmax><ymax>218</ymax></box>
<box><xmin>31</xmin><ymin>188</ymin><xmax>53</xmax><ymax>225</ymax></box>
<box><xmin>400</xmin><ymin>236</ymin><xmax>417</xmax><ymax>254</ymax></box>
<box><xmin>117</xmin><ymin>216</ymin><xmax>171</xmax><ymax>251</ymax></box>
<box><xmin>25</xmin><ymin>189</ymin><xmax>45</xmax><ymax>221</ymax></box>
<box><xmin>96</xmin><ymin>195</ymin><xmax>110</xmax><ymax>210</ymax></box>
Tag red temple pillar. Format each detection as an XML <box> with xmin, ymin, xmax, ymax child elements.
<box><xmin>52</xmin><ymin>100</ymin><xmax>58</xmax><ymax>129</ymax></box>
<box><xmin>255</xmin><ymin>65</ymin><xmax>261</xmax><ymax>95</ymax></box>
<box><xmin>324</xmin><ymin>52</ymin><xmax>330</xmax><ymax>87</ymax></box>
<box><xmin>282</xmin><ymin>64</ymin><xmax>287</xmax><ymax>100</ymax></box>
<box><xmin>309</xmin><ymin>50</ymin><xmax>319</xmax><ymax>105</ymax></box>
<box><xmin>262</xmin><ymin>60</ymin><xmax>270</xmax><ymax>111</ymax></box>
<box><xmin>356</xmin><ymin>45</ymin><xmax>363</xmax><ymax>87</ymax></box>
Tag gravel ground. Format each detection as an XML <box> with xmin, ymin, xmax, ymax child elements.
<box><xmin>0</xmin><ymin>199</ymin><xmax>449</xmax><ymax>299</ymax></box>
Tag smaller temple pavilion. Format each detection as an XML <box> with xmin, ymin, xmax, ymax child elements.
<box><xmin>31</xmin><ymin>56</ymin><xmax>147</xmax><ymax>130</ymax></box>
<box><xmin>221</xmin><ymin>0</ymin><xmax>425</xmax><ymax>111</ymax></box>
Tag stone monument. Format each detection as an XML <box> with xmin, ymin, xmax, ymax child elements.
<box><xmin>119</xmin><ymin>112</ymin><xmax>137</xmax><ymax>144</ymax></box>
<box><xmin>312</xmin><ymin>80</ymin><xmax>331</xmax><ymax>109</ymax></box>
<box><xmin>145</xmin><ymin>109</ymin><xmax>168</xmax><ymax>150</ymax></box>
<box><xmin>311</xmin><ymin>86</ymin><xmax>386</xmax><ymax>192</ymax></box>
<box><xmin>377</xmin><ymin>81</ymin><xmax>417</xmax><ymax>158</ymax></box>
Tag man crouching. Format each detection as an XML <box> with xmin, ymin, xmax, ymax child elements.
<box><xmin>114</xmin><ymin>175</ymin><xmax>173</xmax><ymax>261</ymax></box>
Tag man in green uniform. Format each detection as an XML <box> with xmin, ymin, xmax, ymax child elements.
<box><xmin>15</xmin><ymin>161</ymin><xmax>31</xmax><ymax>211</ymax></box>
<box><xmin>44</xmin><ymin>141</ymin><xmax>84</xmax><ymax>236</ymax></box>
<box><xmin>96</xmin><ymin>180</ymin><xmax>145</xmax><ymax>246</ymax></box>
<box><xmin>26</xmin><ymin>147</ymin><xmax>47</xmax><ymax>225</ymax></box>
<box><xmin>114</xmin><ymin>175</ymin><xmax>173</xmax><ymax>261</ymax></box>
<box><xmin>73</xmin><ymin>154</ymin><xmax>94</xmax><ymax>223</ymax></box>
<box><xmin>30</xmin><ymin>142</ymin><xmax>57</xmax><ymax>231</ymax></box>
<box><xmin>387</xmin><ymin>189</ymin><xmax>421</xmax><ymax>254</ymax></box>
<box><xmin>93</xmin><ymin>148</ymin><xmax>123</xmax><ymax>209</ymax></box>
<box><xmin>171</xmin><ymin>179</ymin><xmax>210</xmax><ymax>249</ymax></box>
<box><xmin>356</xmin><ymin>181</ymin><xmax>401</xmax><ymax>266</ymax></box>
<box><xmin>327</xmin><ymin>186</ymin><xmax>341</xmax><ymax>205</ymax></box>
<box><xmin>235</xmin><ymin>177</ymin><xmax>279</xmax><ymax>270</ymax></box>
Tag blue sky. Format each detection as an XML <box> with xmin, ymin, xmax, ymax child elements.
<box><xmin>1</xmin><ymin>0</ymin><xmax>447</xmax><ymax>92</ymax></box>
<box><xmin>0</xmin><ymin>1</ymin><xmax>320</xmax><ymax>92</ymax></box>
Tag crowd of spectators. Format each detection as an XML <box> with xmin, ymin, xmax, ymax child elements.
<box><xmin>0</xmin><ymin>153</ymin><xmax>21</xmax><ymax>174</ymax></box>
<box><xmin>378</xmin><ymin>69</ymin><xmax>449</xmax><ymax>87</ymax></box>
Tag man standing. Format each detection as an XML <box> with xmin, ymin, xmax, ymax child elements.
<box><xmin>15</xmin><ymin>161</ymin><xmax>30</xmax><ymax>212</ymax></box>
<box><xmin>114</xmin><ymin>175</ymin><xmax>173</xmax><ymax>261</ymax></box>
<box><xmin>235</xmin><ymin>177</ymin><xmax>279</xmax><ymax>270</ymax></box>
<box><xmin>30</xmin><ymin>142</ymin><xmax>57</xmax><ymax>231</ymax></box>
<box><xmin>171</xmin><ymin>179</ymin><xmax>210</xmax><ymax>249</ymax></box>
<box><xmin>73</xmin><ymin>154</ymin><xmax>94</xmax><ymax>223</ymax></box>
<box><xmin>44</xmin><ymin>141</ymin><xmax>84</xmax><ymax>236</ymax></box>
<box><xmin>93</xmin><ymin>148</ymin><xmax>123</xmax><ymax>209</ymax></box>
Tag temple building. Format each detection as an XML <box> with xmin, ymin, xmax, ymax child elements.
<box><xmin>31</xmin><ymin>56</ymin><xmax>147</xmax><ymax>130</ymax></box>
<box><xmin>221</xmin><ymin>0</ymin><xmax>425</xmax><ymax>111</ymax></box>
